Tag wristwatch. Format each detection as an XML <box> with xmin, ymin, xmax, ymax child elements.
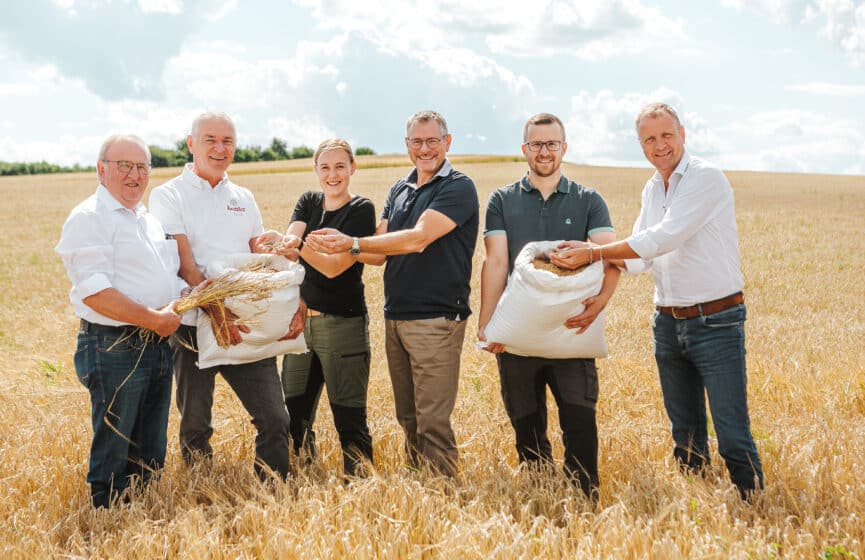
<box><xmin>349</xmin><ymin>237</ymin><xmax>361</xmax><ymax>255</ymax></box>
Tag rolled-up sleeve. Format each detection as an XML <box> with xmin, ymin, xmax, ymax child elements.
<box><xmin>55</xmin><ymin>212</ymin><xmax>115</xmax><ymax>299</ymax></box>
<box><xmin>628</xmin><ymin>168</ymin><xmax>729</xmax><ymax>260</ymax></box>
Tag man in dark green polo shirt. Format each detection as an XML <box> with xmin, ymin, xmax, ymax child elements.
<box><xmin>477</xmin><ymin>112</ymin><xmax>621</xmax><ymax>498</ymax></box>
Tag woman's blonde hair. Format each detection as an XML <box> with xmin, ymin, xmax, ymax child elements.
<box><xmin>314</xmin><ymin>138</ymin><xmax>355</xmax><ymax>166</ymax></box>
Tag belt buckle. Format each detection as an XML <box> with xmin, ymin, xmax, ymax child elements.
<box><xmin>671</xmin><ymin>306</ymin><xmax>685</xmax><ymax>319</ymax></box>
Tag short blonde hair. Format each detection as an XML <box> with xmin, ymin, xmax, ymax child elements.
<box><xmin>313</xmin><ymin>138</ymin><xmax>354</xmax><ymax>166</ymax></box>
<box><xmin>635</xmin><ymin>102</ymin><xmax>682</xmax><ymax>129</ymax></box>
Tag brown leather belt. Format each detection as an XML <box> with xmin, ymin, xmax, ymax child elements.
<box><xmin>657</xmin><ymin>292</ymin><xmax>744</xmax><ymax>320</ymax></box>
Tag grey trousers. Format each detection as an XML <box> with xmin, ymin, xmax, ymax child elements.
<box><xmin>171</xmin><ymin>325</ymin><xmax>291</xmax><ymax>478</ymax></box>
<box><xmin>385</xmin><ymin>317</ymin><xmax>466</xmax><ymax>477</ymax></box>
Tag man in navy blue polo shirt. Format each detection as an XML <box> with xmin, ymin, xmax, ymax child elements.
<box><xmin>306</xmin><ymin>110</ymin><xmax>479</xmax><ymax>477</ymax></box>
<box><xmin>477</xmin><ymin>113</ymin><xmax>621</xmax><ymax>498</ymax></box>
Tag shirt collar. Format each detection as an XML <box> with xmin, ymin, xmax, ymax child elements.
<box><xmin>96</xmin><ymin>184</ymin><xmax>146</xmax><ymax>216</ymax></box>
<box><xmin>182</xmin><ymin>162</ymin><xmax>230</xmax><ymax>190</ymax></box>
<box><xmin>520</xmin><ymin>173</ymin><xmax>570</xmax><ymax>194</ymax></box>
<box><xmin>405</xmin><ymin>159</ymin><xmax>453</xmax><ymax>186</ymax></box>
<box><xmin>651</xmin><ymin>149</ymin><xmax>691</xmax><ymax>186</ymax></box>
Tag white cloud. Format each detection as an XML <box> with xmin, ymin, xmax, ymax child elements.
<box><xmin>0</xmin><ymin>134</ymin><xmax>105</xmax><ymax>167</ymax></box>
<box><xmin>0</xmin><ymin>0</ymin><xmax>237</xmax><ymax>99</ymax></box>
<box><xmin>138</xmin><ymin>0</ymin><xmax>183</xmax><ymax>15</ymax></box>
<box><xmin>723</xmin><ymin>0</ymin><xmax>865</xmax><ymax>64</ymax></box>
<box><xmin>787</xmin><ymin>81</ymin><xmax>865</xmax><ymax>95</ymax></box>
<box><xmin>267</xmin><ymin>117</ymin><xmax>335</xmax><ymax>148</ymax></box>
<box><xmin>717</xmin><ymin>108</ymin><xmax>865</xmax><ymax>173</ymax></box>
<box><xmin>164</xmin><ymin>35</ymin><xmax>346</xmax><ymax>109</ymax></box>
<box><xmin>561</xmin><ymin>88</ymin><xmax>720</xmax><ymax>166</ymax></box>
<box><xmin>294</xmin><ymin>0</ymin><xmax>539</xmax><ymax>93</ymax></box>
<box><xmin>102</xmin><ymin>100</ymin><xmax>202</xmax><ymax>147</ymax></box>
<box><xmin>0</xmin><ymin>83</ymin><xmax>39</xmax><ymax>96</ymax></box>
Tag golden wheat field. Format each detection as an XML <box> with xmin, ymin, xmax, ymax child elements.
<box><xmin>1</xmin><ymin>155</ymin><xmax>864</xmax><ymax>559</ymax></box>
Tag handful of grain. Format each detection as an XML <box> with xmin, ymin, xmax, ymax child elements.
<box><xmin>531</xmin><ymin>257</ymin><xmax>588</xmax><ymax>277</ymax></box>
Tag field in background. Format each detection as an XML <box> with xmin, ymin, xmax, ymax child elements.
<box><xmin>1</xmin><ymin>156</ymin><xmax>863</xmax><ymax>558</ymax></box>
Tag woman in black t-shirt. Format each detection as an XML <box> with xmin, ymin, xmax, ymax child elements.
<box><xmin>280</xmin><ymin>138</ymin><xmax>377</xmax><ymax>477</ymax></box>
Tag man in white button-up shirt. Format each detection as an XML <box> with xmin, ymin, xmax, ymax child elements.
<box><xmin>550</xmin><ymin>103</ymin><xmax>763</xmax><ymax>499</ymax></box>
<box><xmin>149</xmin><ymin>112</ymin><xmax>296</xmax><ymax>480</ymax></box>
<box><xmin>56</xmin><ymin>135</ymin><xmax>183</xmax><ymax>508</ymax></box>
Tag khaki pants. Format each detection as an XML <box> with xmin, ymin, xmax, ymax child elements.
<box><xmin>385</xmin><ymin>317</ymin><xmax>466</xmax><ymax>477</ymax></box>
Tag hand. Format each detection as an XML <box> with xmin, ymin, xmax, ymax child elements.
<box><xmin>305</xmin><ymin>228</ymin><xmax>353</xmax><ymax>254</ymax></box>
<box><xmin>252</xmin><ymin>230</ymin><xmax>283</xmax><ymax>253</ymax></box>
<box><xmin>203</xmin><ymin>302</ymin><xmax>250</xmax><ymax>346</ymax></box>
<box><xmin>151</xmin><ymin>302</ymin><xmax>183</xmax><ymax>337</ymax></box>
<box><xmin>564</xmin><ymin>294</ymin><xmax>609</xmax><ymax>334</ymax></box>
<box><xmin>181</xmin><ymin>278</ymin><xmax>213</xmax><ymax>298</ymax></box>
<box><xmin>478</xmin><ymin>325</ymin><xmax>505</xmax><ymax>354</ymax></box>
<box><xmin>549</xmin><ymin>244</ymin><xmax>592</xmax><ymax>270</ymax></box>
<box><xmin>279</xmin><ymin>298</ymin><xmax>307</xmax><ymax>340</ymax></box>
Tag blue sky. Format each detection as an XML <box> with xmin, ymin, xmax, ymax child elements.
<box><xmin>1</xmin><ymin>0</ymin><xmax>863</xmax><ymax>174</ymax></box>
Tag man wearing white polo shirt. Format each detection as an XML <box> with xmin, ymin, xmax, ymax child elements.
<box><xmin>149</xmin><ymin>112</ymin><xmax>296</xmax><ymax>479</ymax></box>
<box><xmin>550</xmin><ymin>102</ymin><xmax>763</xmax><ymax>499</ymax></box>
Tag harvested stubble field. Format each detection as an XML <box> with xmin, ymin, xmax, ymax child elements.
<box><xmin>1</xmin><ymin>155</ymin><xmax>864</xmax><ymax>559</ymax></box>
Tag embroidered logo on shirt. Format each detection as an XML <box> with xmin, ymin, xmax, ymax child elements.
<box><xmin>227</xmin><ymin>197</ymin><xmax>246</xmax><ymax>214</ymax></box>
<box><xmin>565</xmin><ymin>218</ymin><xmax>572</xmax><ymax>224</ymax></box>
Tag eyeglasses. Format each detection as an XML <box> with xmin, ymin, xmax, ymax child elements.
<box><xmin>406</xmin><ymin>137</ymin><xmax>443</xmax><ymax>149</ymax></box>
<box><xmin>523</xmin><ymin>141</ymin><xmax>563</xmax><ymax>152</ymax></box>
<box><xmin>103</xmin><ymin>160</ymin><xmax>151</xmax><ymax>175</ymax></box>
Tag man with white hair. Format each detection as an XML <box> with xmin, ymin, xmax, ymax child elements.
<box><xmin>150</xmin><ymin>112</ymin><xmax>299</xmax><ymax>480</ymax></box>
<box><xmin>56</xmin><ymin>134</ymin><xmax>183</xmax><ymax>507</ymax></box>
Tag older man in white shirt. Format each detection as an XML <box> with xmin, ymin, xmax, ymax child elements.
<box><xmin>550</xmin><ymin>102</ymin><xmax>763</xmax><ymax>499</ymax></box>
<box><xmin>149</xmin><ymin>112</ymin><xmax>297</xmax><ymax>480</ymax></box>
<box><xmin>56</xmin><ymin>134</ymin><xmax>183</xmax><ymax>508</ymax></box>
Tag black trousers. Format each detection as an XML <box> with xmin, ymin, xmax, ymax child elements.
<box><xmin>496</xmin><ymin>352</ymin><xmax>600</xmax><ymax>496</ymax></box>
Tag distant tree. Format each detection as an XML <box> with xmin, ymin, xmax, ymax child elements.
<box><xmin>235</xmin><ymin>145</ymin><xmax>263</xmax><ymax>163</ymax></box>
<box><xmin>289</xmin><ymin>145</ymin><xmax>314</xmax><ymax>159</ymax></box>
<box><xmin>354</xmin><ymin>146</ymin><xmax>376</xmax><ymax>156</ymax></box>
<box><xmin>269</xmin><ymin>138</ymin><xmax>289</xmax><ymax>160</ymax></box>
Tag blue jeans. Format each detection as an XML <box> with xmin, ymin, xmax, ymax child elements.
<box><xmin>73</xmin><ymin>322</ymin><xmax>173</xmax><ymax>508</ymax></box>
<box><xmin>653</xmin><ymin>303</ymin><xmax>764</xmax><ymax>495</ymax></box>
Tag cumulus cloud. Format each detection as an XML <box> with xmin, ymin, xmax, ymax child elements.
<box><xmin>787</xmin><ymin>81</ymin><xmax>865</xmax><ymax>96</ymax></box>
<box><xmin>298</xmin><ymin>0</ymin><xmax>682</xmax><ymax>62</ymax></box>
<box><xmin>0</xmin><ymin>0</ymin><xmax>236</xmax><ymax>100</ymax></box>
<box><xmin>561</xmin><ymin>88</ymin><xmax>720</xmax><ymax>167</ymax></box>
<box><xmin>267</xmin><ymin>117</ymin><xmax>336</xmax><ymax>149</ymax></box>
<box><xmin>717</xmin><ymin>109</ymin><xmax>865</xmax><ymax>173</ymax></box>
<box><xmin>0</xmin><ymin>83</ymin><xmax>40</xmax><ymax>96</ymax></box>
<box><xmin>722</xmin><ymin>0</ymin><xmax>865</xmax><ymax>64</ymax></box>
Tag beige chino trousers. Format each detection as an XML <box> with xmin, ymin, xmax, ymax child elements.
<box><xmin>384</xmin><ymin>317</ymin><xmax>466</xmax><ymax>477</ymax></box>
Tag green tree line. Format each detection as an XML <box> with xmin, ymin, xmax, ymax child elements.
<box><xmin>0</xmin><ymin>139</ymin><xmax>376</xmax><ymax>176</ymax></box>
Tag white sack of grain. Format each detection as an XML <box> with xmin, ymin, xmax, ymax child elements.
<box><xmin>483</xmin><ymin>240</ymin><xmax>608</xmax><ymax>359</ymax></box>
<box><xmin>197</xmin><ymin>253</ymin><xmax>307</xmax><ymax>368</ymax></box>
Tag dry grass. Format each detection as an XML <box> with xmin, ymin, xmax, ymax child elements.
<box><xmin>1</xmin><ymin>157</ymin><xmax>863</xmax><ymax>559</ymax></box>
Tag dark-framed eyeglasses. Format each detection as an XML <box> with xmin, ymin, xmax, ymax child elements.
<box><xmin>103</xmin><ymin>160</ymin><xmax>151</xmax><ymax>175</ymax></box>
<box><xmin>407</xmin><ymin>137</ymin><xmax>443</xmax><ymax>149</ymax></box>
<box><xmin>523</xmin><ymin>140</ymin><xmax>563</xmax><ymax>152</ymax></box>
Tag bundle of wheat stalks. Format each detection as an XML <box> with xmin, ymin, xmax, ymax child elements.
<box><xmin>175</xmin><ymin>265</ymin><xmax>290</xmax><ymax>347</ymax></box>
